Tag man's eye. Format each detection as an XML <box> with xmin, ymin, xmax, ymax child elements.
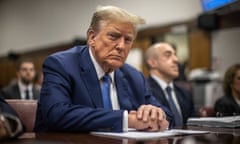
<box><xmin>125</xmin><ymin>37</ymin><xmax>133</xmax><ymax>43</ymax></box>
<box><xmin>164</xmin><ymin>52</ymin><xmax>171</xmax><ymax>57</ymax></box>
<box><xmin>108</xmin><ymin>33</ymin><xmax>118</xmax><ymax>40</ymax></box>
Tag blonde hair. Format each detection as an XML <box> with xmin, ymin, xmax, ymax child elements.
<box><xmin>88</xmin><ymin>5</ymin><xmax>145</xmax><ymax>32</ymax></box>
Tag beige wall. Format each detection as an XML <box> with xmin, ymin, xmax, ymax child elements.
<box><xmin>0</xmin><ymin>0</ymin><xmax>202</xmax><ymax>56</ymax></box>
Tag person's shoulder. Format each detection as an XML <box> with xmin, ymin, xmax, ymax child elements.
<box><xmin>216</xmin><ymin>95</ymin><xmax>233</xmax><ymax>104</ymax></box>
<box><xmin>50</xmin><ymin>45</ymin><xmax>87</xmax><ymax>58</ymax></box>
<box><xmin>2</xmin><ymin>83</ymin><xmax>17</xmax><ymax>92</ymax></box>
<box><xmin>44</xmin><ymin>45</ymin><xmax>88</xmax><ymax>63</ymax></box>
<box><xmin>120</xmin><ymin>63</ymin><xmax>142</xmax><ymax>75</ymax></box>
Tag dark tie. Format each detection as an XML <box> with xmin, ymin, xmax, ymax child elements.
<box><xmin>166</xmin><ymin>86</ymin><xmax>182</xmax><ymax>126</ymax></box>
<box><xmin>25</xmin><ymin>89</ymin><xmax>30</xmax><ymax>99</ymax></box>
<box><xmin>101</xmin><ymin>74</ymin><xmax>112</xmax><ymax>109</ymax></box>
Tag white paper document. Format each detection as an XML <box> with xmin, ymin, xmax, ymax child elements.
<box><xmin>187</xmin><ymin>115</ymin><xmax>240</xmax><ymax>128</ymax></box>
<box><xmin>91</xmin><ymin>129</ymin><xmax>209</xmax><ymax>140</ymax></box>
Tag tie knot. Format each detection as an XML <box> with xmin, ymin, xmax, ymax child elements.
<box><xmin>25</xmin><ymin>89</ymin><xmax>29</xmax><ymax>93</ymax></box>
<box><xmin>166</xmin><ymin>86</ymin><xmax>172</xmax><ymax>93</ymax></box>
<box><xmin>102</xmin><ymin>74</ymin><xmax>111</xmax><ymax>83</ymax></box>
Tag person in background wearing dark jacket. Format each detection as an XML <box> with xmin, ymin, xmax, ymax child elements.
<box><xmin>145</xmin><ymin>42</ymin><xmax>195</xmax><ymax>127</ymax></box>
<box><xmin>214</xmin><ymin>63</ymin><xmax>240</xmax><ymax>116</ymax></box>
<box><xmin>2</xmin><ymin>58</ymin><xmax>40</xmax><ymax>100</ymax></box>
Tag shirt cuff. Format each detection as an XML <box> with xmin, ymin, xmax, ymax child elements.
<box><xmin>123</xmin><ymin>110</ymin><xmax>128</xmax><ymax>132</ymax></box>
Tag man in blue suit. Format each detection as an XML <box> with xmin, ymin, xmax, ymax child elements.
<box><xmin>34</xmin><ymin>6</ymin><xmax>172</xmax><ymax>132</ymax></box>
<box><xmin>145</xmin><ymin>42</ymin><xmax>195</xmax><ymax>127</ymax></box>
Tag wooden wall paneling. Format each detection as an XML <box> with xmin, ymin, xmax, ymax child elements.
<box><xmin>0</xmin><ymin>43</ymin><xmax>74</xmax><ymax>87</ymax></box>
<box><xmin>132</xmin><ymin>37</ymin><xmax>151</xmax><ymax>76</ymax></box>
<box><xmin>0</xmin><ymin>58</ymin><xmax>17</xmax><ymax>88</ymax></box>
<box><xmin>188</xmin><ymin>30</ymin><xmax>211</xmax><ymax>71</ymax></box>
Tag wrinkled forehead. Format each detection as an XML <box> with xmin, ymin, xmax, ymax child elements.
<box><xmin>158</xmin><ymin>44</ymin><xmax>175</xmax><ymax>52</ymax></box>
<box><xmin>20</xmin><ymin>62</ymin><xmax>34</xmax><ymax>68</ymax></box>
<box><xmin>98</xmin><ymin>20</ymin><xmax>137</xmax><ymax>36</ymax></box>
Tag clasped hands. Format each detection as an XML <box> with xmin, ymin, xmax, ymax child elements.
<box><xmin>128</xmin><ymin>104</ymin><xmax>169</xmax><ymax>132</ymax></box>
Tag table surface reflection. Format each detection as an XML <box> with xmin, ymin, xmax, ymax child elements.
<box><xmin>3</xmin><ymin>126</ymin><xmax>240</xmax><ymax>144</ymax></box>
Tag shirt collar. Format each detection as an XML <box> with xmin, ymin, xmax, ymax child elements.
<box><xmin>89</xmin><ymin>47</ymin><xmax>114</xmax><ymax>81</ymax></box>
<box><xmin>18</xmin><ymin>80</ymin><xmax>33</xmax><ymax>91</ymax></box>
<box><xmin>150</xmin><ymin>74</ymin><xmax>173</xmax><ymax>90</ymax></box>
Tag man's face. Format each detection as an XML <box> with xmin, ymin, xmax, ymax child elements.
<box><xmin>154</xmin><ymin>44</ymin><xmax>179</xmax><ymax>81</ymax></box>
<box><xmin>88</xmin><ymin>21</ymin><xmax>135</xmax><ymax>72</ymax></box>
<box><xmin>17</xmin><ymin>62</ymin><xmax>36</xmax><ymax>85</ymax></box>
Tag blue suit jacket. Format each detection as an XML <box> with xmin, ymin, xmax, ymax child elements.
<box><xmin>148</xmin><ymin>77</ymin><xmax>195</xmax><ymax>126</ymax></box>
<box><xmin>34</xmin><ymin>46</ymin><xmax>172</xmax><ymax>132</ymax></box>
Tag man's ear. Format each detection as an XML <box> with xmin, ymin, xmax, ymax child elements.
<box><xmin>87</xmin><ymin>29</ymin><xmax>96</xmax><ymax>46</ymax></box>
<box><xmin>147</xmin><ymin>58</ymin><xmax>157</xmax><ymax>69</ymax></box>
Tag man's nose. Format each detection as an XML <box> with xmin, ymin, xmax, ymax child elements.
<box><xmin>173</xmin><ymin>55</ymin><xmax>179</xmax><ymax>62</ymax></box>
<box><xmin>116</xmin><ymin>38</ymin><xmax>125</xmax><ymax>51</ymax></box>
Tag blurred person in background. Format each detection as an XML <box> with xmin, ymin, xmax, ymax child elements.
<box><xmin>2</xmin><ymin>58</ymin><xmax>40</xmax><ymax>100</ymax></box>
<box><xmin>169</xmin><ymin>43</ymin><xmax>187</xmax><ymax>82</ymax></box>
<box><xmin>214</xmin><ymin>63</ymin><xmax>240</xmax><ymax>116</ymax></box>
<box><xmin>145</xmin><ymin>42</ymin><xmax>195</xmax><ymax>127</ymax></box>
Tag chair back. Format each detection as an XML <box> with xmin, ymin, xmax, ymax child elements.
<box><xmin>198</xmin><ymin>107</ymin><xmax>215</xmax><ymax>117</ymax></box>
<box><xmin>6</xmin><ymin>99</ymin><xmax>37</xmax><ymax>132</ymax></box>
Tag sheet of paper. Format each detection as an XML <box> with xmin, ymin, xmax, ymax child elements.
<box><xmin>91</xmin><ymin>129</ymin><xmax>209</xmax><ymax>140</ymax></box>
<box><xmin>187</xmin><ymin>115</ymin><xmax>240</xmax><ymax>128</ymax></box>
<box><xmin>188</xmin><ymin>115</ymin><xmax>240</xmax><ymax>123</ymax></box>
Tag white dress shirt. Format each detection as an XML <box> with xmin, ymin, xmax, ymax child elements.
<box><xmin>89</xmin><ymin>48</ymin><xmax>128</xmax><ymax>132</ymax></box>
<box><xmin>18</xmin><ymin>80</ymin><xmax>33</xmax><ymax>99</ymax></box>
<box><xmin>150</xmin><ymin>74</ymin><xmax>183</xmax><ymax>117</ymax></box>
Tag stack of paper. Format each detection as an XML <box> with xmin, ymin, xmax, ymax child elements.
<box><xmin>187</xmin><ymin>115</ymin><xmax>240</xmax><ymax>128</ymax></box>
<box><xmin>91</xmin><ymin>129</ymin><xmax>209</xmax><ymax>140</ymax></box>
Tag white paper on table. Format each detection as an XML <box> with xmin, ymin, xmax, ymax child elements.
<box><xmin>91</xmin><ymin>129</ymin><xmax>209</xmax><ymax>140</ymax></box>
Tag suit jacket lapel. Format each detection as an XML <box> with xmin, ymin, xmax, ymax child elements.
<box><xmin>114</xmin><ymin>69</ymin><xmax>133</xmax><ymax>110</ymax></box>
<box><xmin>148</xmin><ymin>77</ymin><xmax>169</xmax><ymax>106</ymax></box>
<box><xmin>174</xmin><ymin>85</ymin><xmax>186</xmax><ymax>118</ymax></box>
<box><xmin>78</xmin><ymin>47</ymin><xmax>103</xmax><ymax>108</ymax></box>
<box><xmin>32</xmin><ymin>87</ymin><xmax>40</xmax><ymax>99</ymax></box>
<box><xmin>14</xmin><ymin>84</ymin><xmax>21</xmax><ymax>99</ymax></box>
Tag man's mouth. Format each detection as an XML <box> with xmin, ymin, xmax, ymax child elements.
<box><xmin>109</xmin><ymin>55</ymin><xmax>122</xmax><ymax>61</ymax></box>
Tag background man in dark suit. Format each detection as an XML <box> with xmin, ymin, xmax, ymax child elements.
<box><xmin>2</xmin><ymin>59</ymin><xmax>40</xmax><ymax>99</ymax></box>
<box><xmin>34</xmin><ymin>5</ymin><xmax>171</xmax><ymax>133</ymax></box>
<box><xmin>145</xmin><ymin>42</ymin><xmax>195</xmax><ymax>127</ymax></box>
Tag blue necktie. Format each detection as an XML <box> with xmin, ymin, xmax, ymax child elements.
<box><xmin>101</xmin><ymin>74</ymin><xmax>112</xmax><ymax>109</ymax></box>
<box><xmin>166</xmin><ymin>86</ymin><xmax>183</xmax><ymax>126</ymax></box>
<box><xmin>25</xmin><ymin>89</ymin><xmax>30</xmax><ymax>99</ymax></box>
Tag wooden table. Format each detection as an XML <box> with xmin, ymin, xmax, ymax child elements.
<box><xmin>3</xmin><ymin>126</ymin><xmax>240</xmax><ymax>144</ymax></box>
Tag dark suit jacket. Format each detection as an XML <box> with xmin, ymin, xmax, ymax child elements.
<box><xmin>0</xmin><ymin>91</ymin><xmax>24</xmax><ymax>138</ymax></box>
<box><xmin>0</xmin><ymin>92</ymin><xmax>18</xmax><ymax>116</ymax></box>
<box><xmin>2</xmin><ymin>83</ymin><xmax>39</xmax><ymax>100</ymax></box>
<box><xmin>34</xmin><ymin>45</ymin><xmax>172</xmax><ymax>132</ymax></box>
<box><xmin>147</xmin><ymin>77</ymin><xmax>195</xmax><ymax>126</ymax></box>
<box><xmin>214</xmin><ymin>95</ymin><xmax>240</xmax><ymax>116</ymax></box>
